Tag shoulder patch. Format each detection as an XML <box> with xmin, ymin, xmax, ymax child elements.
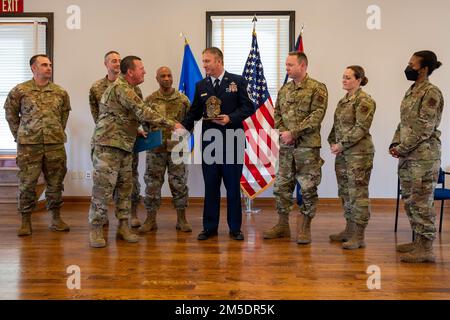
<box><xmin>428</xmin><ymin>97</ymin><xmax>437</xmax><ymax>107</ymax></box>
<box><xmin>360</xmin><ymin>105</ymin><xmax>369</xmax><ymax>113</ymax></box>
<box><xmin>317</xmin><ymin>95</ymin><xmax>325</xmax><ymax>104</ymax></box>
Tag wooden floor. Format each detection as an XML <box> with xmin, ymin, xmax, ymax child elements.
<box><xmin>0</xmin><ymin>201</ymin><xmax>449</xmax><ymax>300</ymax></box>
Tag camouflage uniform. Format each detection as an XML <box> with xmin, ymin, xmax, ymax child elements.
<box><xmin>3</xmin><ymin>79</ymin><xmax>71</xmax><ymax>214</ymax></box>
<box><xmin>391</xmin><ymin>80</ymin><xmax>443</xmax><ymax>240</ymax></box>
<box><xmin>328</xmin><ymin>88</ymin><xmax>376</xmax><ymax>227</ymax></box>
<box><xmin>89</xmin><ymin>76</ymin><xmax>141</xmax><ymax>205</ymax></box>
<box><xmin>89</xmin><ymin>76</ymin><xmax>115</xmax><ymax>123</ymax></box>
<box><xmin>88</xmin><ymin>75</ymin><xmax>175</xmax><ymax>226</ymax></box>
<box><xmin>143</xmin><ymin>90</ymin><xmax>190</xmax><ymax>212</ymax></box>
<box><xmin>274</xmin><ymin>74</ymin><xmax>328</xmax><ymax>219</ymax></box>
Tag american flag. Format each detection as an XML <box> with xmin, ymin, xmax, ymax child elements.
<box><xmin>240</xmin><ymin>31</ymin><xmax>279</xmax><ymax>199</ymax></box>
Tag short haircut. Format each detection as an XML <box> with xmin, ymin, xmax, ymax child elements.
<box><xmin>288</xmin><ymin>51</ymin><xmax>308</xmax><ymax>66</ymax></box>
<box><xmin>414</xmin><ymin>50</ymin><xmax>442</xmax><ymax>76</ymax></box>
<box><xmin>104</xmin><ymin>50</ymin><xmax>120</xmax><ymax>61</ymax></box>
<box><xmin>120</xmin><ymin>55</ymin><xmax>141</xmax><ymax>74</ymax></box>
<box><xmin>203</xmin><ymin>47</ymin><xmax>224</xmax><ymax>63</ymax></box>
<box><xmin>29</xmin><ymin>54</ymin><xmax>49</xmax><ymax>67</ymax></box>
<box><xmin>156</xmin><ymin>66</ymin><xmax>172</xmax><ymax>76</ymax></box>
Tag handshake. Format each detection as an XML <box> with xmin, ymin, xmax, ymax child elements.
<box><xmin>173</xmin><ymin>122</ymin><xmax>189</xmax><ymax>137</ymax></box>
<box><xmin>136</xmin><ymin>123</ymin><xmax>188</xmax><ymax>139</ymax></box>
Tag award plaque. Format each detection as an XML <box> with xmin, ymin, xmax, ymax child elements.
<box><xmin>203</xmin><ymin>96</ymin><xmax>223</xmax><ymax>120</ymax></box>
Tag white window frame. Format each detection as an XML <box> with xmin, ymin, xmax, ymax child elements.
<box><xmin>206</xmin><ymin>11</ymin><xmax>295</xmax><ymax>101</ymax></box>
<box><xmin>0</xmin><ymin>13</ymin><xmax>53</xmax><ymax>154</ymax></box>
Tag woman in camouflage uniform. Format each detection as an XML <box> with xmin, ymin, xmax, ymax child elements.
<box><xmin>389</xmin><ymin>51</ymin><xmax>443</xmax><ymax>263</ymax></box>
<box><xmin>328</xmin><ymin>66</ymin><xmax>376</xmax><ymax>249</ymax></box>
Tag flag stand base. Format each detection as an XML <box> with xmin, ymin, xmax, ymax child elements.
<box><xmin>244</xmin><ymin>196</ymin><xmax>261</xmax><ymax>214</ymax></box>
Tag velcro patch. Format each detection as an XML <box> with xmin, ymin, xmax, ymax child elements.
<box><xmin>428</xmin><ymin>98</ymin><xmax>437</xmax><ymax>107</ymax></box>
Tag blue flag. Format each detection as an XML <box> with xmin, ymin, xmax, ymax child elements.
<box><xmin>179</xmin><ymin>40</ymin><xmax>202</xmax><ymax>103</ymax></box>
<box><xmin>179</xmin><ymin>40</ymin><xmax>202</xmax><ymax>151</ymax></box>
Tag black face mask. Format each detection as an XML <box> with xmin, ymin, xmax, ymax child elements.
<box><xmin>404</xmin><ymin>66</ymin><xmax>419</xmax><ymax>81</ymax></box>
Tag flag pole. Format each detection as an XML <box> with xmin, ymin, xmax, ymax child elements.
<box><xmin>179</xmin><ymin>32</ymin><xmax>188</xmax><ymax>45</ymax></box>
<box><xmin>243</xmin><ymin>15</ymin><xmax>261</xmax><ymax>215</ymax></box>
<box><xmin>244</xmin><ymin>195</ymin><xmax>261</xmax><ymax>214</ymax></box>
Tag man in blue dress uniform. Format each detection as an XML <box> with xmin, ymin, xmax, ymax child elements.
<box><xmin>180</xmin><ymin>47</ymin><xmax>254</xmax><ymax>241</ymax></box>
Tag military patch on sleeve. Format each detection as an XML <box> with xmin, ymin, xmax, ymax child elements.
<box><xmin>360</xmin><ymin>105</ymin><xmax>369</xmax><ymax>113</ymax></box>
<box><xmin>317</xmin><ymin>95</ymin><xmax>325</xmax><ymax>104</ymax></box>
<box><xmin>428</xmin><ymin>98</ymin><xmax>437</xmax><ymax>107</ymax></box>
<box><xmin>133</xmin><ymin>96</ymin><xmax>141</xmax><ymax>104</ymax></box>
<box><xmin>126</xmin><ymin>90</ymin><xmax>140</xmax><ymax>104</ymax></box>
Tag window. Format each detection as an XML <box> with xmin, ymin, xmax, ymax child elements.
<box><xmin>0</xmin><ymin>13</ymin><xmax>53</xmax><ymax>154</ymax></box>
<box><xmin>206</xmin><ymin>11</ymin><xmax>294</xmax><ymax>101</ymax></box>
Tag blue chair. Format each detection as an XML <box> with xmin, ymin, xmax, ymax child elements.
<box><xmin>434</xmin><ymin>168</ymin><xmax>450</xmax><ymax>232</ymax></box>
<box><xmin>395</xmin><ymin>167</ymin><xmax>450</xmax><ymax>233</ymax></box>
<box><xmin>296</xmin><ymin>182</ymin><xmax>303</xmax><ymax>206</ymax></box>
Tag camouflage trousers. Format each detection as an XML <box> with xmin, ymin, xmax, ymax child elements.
<box><xmin>88</xmin><ymin>145</ymin><xmax>134</xmax><ymax>226</ymax></box>
<box><xmin>144</xmin><ymin>151</ymin><xmax>188</xmax><ymax>212</ymax></box>
<box><xmin>274</xmin><ymin>146</ymin><xmax>324</xmax><ymax>218</ymax></box>
<box><xmin>335</xmin><ymin>153</ymin><xmax>373</xmax><ymax>227</ymax></box>
<box><xmin>91</xmin><ymin>142</ymin><xmax>140</xmax><ymax>205</ymax></box>
<box><xmin>16</xmin><ymin>143</ymin><xmax>67</xmax><ymax>214</ymax></box>
<box><xmin>130</xmin><ymin>152</ymin><xmax>141</xmax><ymax>204</ymax></box>
<box><xmin>399</xmin><ymin>159</ymin><xmax>440</xmax><ymax>240</ymax></box>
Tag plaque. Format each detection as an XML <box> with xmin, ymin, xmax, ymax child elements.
<box><xmin>203</xmin><ymin>96</ymin><xmax>223</xmax><ymax>120</ymax></box>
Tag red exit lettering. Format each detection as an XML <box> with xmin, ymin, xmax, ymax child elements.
<box><xmin>1</xmin><ymin>0</ymin><xmax>24</xmax><ymax>13</ymax></box>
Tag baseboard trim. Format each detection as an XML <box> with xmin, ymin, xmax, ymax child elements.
<box><xmin>34</xmin><ymin>196</ymin><xmax>406</xmax><ymax>208</ymax></box>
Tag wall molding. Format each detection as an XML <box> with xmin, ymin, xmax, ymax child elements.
<box><xmin>34</xmin><ymin>196</ymin><xmax>407</xmax><ymax>210</ymax></box>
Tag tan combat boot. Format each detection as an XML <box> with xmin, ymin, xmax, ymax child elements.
<box><xmin>129</xmin><ymin>202</ymin><xmax>141</xmax><ymax>228</ymax></box>
<box><xmin>17</xmin><ymin>213</ymin><xmax>32</xmax><ymax>236</ymax></box>
<box><xmin>296</xmin><ymin>214</ymin><xmax>312</xmax><ymax>244</ymax></box>
<box><xmin>342</xmin><ymin>224</ymin><xmax>366</xmax><ymax>249</ymax></box>
<box><xmin>176</xmin><ymin>208</ymin><xmax>192</xmax><ymax>232</ymax></box>
<box><xmin>329</xmin><ymin>220</ymin><xmax>356</xmax><ymax>242</ymax></box>
<box><xmin>263</xmin><ymin>214</ymin><xmax>290</xmax><ymax>239</ymax></box>
<box><xmin>89</xmin><ymin>225</ymin><xmax>106</xmax><ymax>248</ymax></box>
<box><xmin>116</xmin><ymin>219</ymin><xmax>139</xmax><ymax>243</ymax></box>
<box><xmin>400</xmin><ymin>235</ymin><xmax>435</xmax><ymax>263</ymax></box>
<box><xmin>396</xmin><ymin>237</ymin><xmax>417</xmax><ymax>253</ymax></box>
<box><xmin>138</xmin><ymin>210</ymin><xmax>157</xmax><ymax>233</ymax></box>
<box><xmin>49</xmin><ymin>209</ymin><xmax>70</xmax><ymax>232</ymax></box>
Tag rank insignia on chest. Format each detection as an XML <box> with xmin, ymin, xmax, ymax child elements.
<box><xmin>227</xmin><ymin>82</ymin><xmax>238</xmax><ymax>93</ymax></box>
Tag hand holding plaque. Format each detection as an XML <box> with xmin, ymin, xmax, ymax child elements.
<box><xmin>203</xmin><ymin>96</ymin><xmax>223</xmax><ymax>120</ymax></box>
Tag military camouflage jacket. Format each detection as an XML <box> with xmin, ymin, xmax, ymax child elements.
<box><xmin>144</xmin><ymin>89</ymin><xmax>190</xmax><ymax>152</ymax></box>
<box><xmin>328</xmin><ymin>88</ymin><xmax>376</xmax><ymax>155</ymax></box>
<box><xmin>391</xmin><ymin>80</ymin><xmax>443</xmax><ymax>160</ymax></box>
<box><xmin>3</xmin><ymin>79</ymin><xmax>71</xmax><ymax>144</ymax></box>
<box><xmin>89</xmin><ymin>75</ymin><xmax>143</xmax><ymax>124</ymax></box>
<box><xmin>275</xmin><ymin>74</ymin><xmax>328</xmax><ymax>148</ymax></box>
<box><xmin>92</xmin><ymin>75</ymin><xmax>175</xmax><ymax>152</ymax></box>
<box><xmin>89</xmin><ymin>76</ymin><xmax>115</xmax><ymax>123</ymax></box>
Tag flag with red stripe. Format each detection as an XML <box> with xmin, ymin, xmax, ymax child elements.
<box><xmin>240</xmin><ymin>31</ymin><xmax>278</xmax><ymax>199</ymax></box>
<box><xmin>283</xmin><ymin>31</ymin><xmax>304</xmax><ymax>84</ymax></box>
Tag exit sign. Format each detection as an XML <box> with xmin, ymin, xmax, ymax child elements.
<box><xmin>0</xmin><ymin>0</ymin><xmax>23</xmax><ymax>13</ymax></box>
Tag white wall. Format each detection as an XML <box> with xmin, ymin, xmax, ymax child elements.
<box><xmin>24</xmin><ymin>0</ymin><xmax>450</xmax><ymax>198</ymax></box>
